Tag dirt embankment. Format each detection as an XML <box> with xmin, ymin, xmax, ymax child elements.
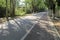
<box><xmin>53</xmin><ymin>20</ymin><xmax>60</xmax><ymax>34</ymax></box>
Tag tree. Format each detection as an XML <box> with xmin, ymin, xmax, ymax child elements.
<box><xmin>45</xmin><ymin>0</ymin><xmax>56</xmax><ymax>19</ymax></box>
<box><xmin>56</xmin><ymin>0</ymin><xmax>60</xmax><ymax>6</ymax></box>
<box><xmin>6</xmin><ymin>0</ymin><xmax>8</xmax><ymax>20</ymax></box>
<box><xmin>25</xmin><ymin>0</ymin><xmax>46</xmax><ymax>13</ymax></box>
<box><xmin>10</xmin><ymin>0</ymin><xmax>16</xmax><ymax>17</ymax></box>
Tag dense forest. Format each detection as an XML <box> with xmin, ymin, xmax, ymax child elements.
<box><xmin>0</xmin><ymin>0</ymin><xmax>60</xmax><ymax>19</ymax></box>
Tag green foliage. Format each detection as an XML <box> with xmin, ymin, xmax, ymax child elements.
<box><xmin>15</xmin><ymin>8</ymin><xmax>26</xmax><ymax>16</ymax></box>
<box><xmin>37</xmin><ymin>0</ymin><xmax>47</xmax><ymax>11</ymax></box>
<box><xmin>45</xmin><ymin>0</ymin><xmax>56</xmax><ymax>8</ymax></box>
<box><xmin>0</xmin><ymin>0</ymin><xmax>10</xmax><ymax>17</ymax></box>
<box><xmin>56</xmin><ymin>0</ymin><xmax>60</xmax><ymax>6</ymax></box>
<box><xmin>1</xmin><ymin>0</ymin><xmax>60</xmax><ymax>18</ymax></box>
<box><xmin>24</xmin><ymin>0</ymin><xmax>47</xmax><ymax>12</ymax></box>
<box><xmin>0</xmin><ymin>0</ymin><xmax>6</xmax><ymax>17</ymax></box>
<box><xmin>0</xmin><ymin>0</ymin><xmax>6</xmax><ymax>7</ymax></box>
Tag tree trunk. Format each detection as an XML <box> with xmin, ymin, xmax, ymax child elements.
<box><xmin>10</xmin><ymin>0</ymin><xmax>15</xmax><ymax>17</ymax></box>
<box><xmin>53</xmin><ymin>4</ymin><xmax>55</xmax><ymax>19</ymax></box>
<box><xmin>32</xmin><ymin>0</ymin><xmax>34</xmax><ymax>13</ymax></box>
<box><xmin>6</xmin><ymin>0</ymin><xmax>8</xmax><ymax>20</ymax></box>
<box><xmin>12</xmin><ymin>0</ymin><xmax>15</xmax><ymax>16</ymax></box>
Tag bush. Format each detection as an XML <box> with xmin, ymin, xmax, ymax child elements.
<box><xmin>39</xmin><ymin>8</ymin><xmax>46</xmax><ymax>12</ymax></box>
<box><xmin>15</xmin><ymin>8</ymin><xmax>26</xmax><ymax>16</ymax></box>
<box><xmin>26</xmin><ymin>9</ymin><xmax>32</xmax><ymax>13</ymax></box>
<box><xmin>0</xmin><ymin>6</ymin><xmax>6</xmax><ymax>17</ymax></box>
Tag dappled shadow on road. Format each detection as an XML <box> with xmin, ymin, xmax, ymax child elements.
<box><xmin>24</xmin><ymin>12</ymin><xmax>60</xmax><ymax>40</ymax></box>
<box><xmin>0</xmin><ymin>14</ymin><xmax>41</xmax><ymax>40</ymax></box>
<box><xmin>0</xmin><ymin>12</ymin><xmax>60</xmax><ymax>40</ymax></box>
<box><xmin>14</xmin><ymin>18</ymin><xmax>34</xmax><ymax>31</ymax></box>
<box><xmin>24</xmin><ymin>23</ymin><xmax>55</xmax><ymax>40</ymax></box>
<box><xmin>0</xmin><ymin>21</ymin><xmax>27</xmax><ymax>40</ymax></box>
<box><xmin>0</xmin><ymin>15</ymin><xmax>39</xmax><ymax>40</ymax></box>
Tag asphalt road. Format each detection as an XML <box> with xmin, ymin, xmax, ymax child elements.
<box><xmin>0</xmin><ymin>12</ymin><xmax>60</xmax><ymax>40</ymax></box>
<box><xmin>24</xmin><ymin>12</ymin><xmax>60</xmax><ymax>40</ymax></box>
<box><xmin>0</xmin><ymin>12</ymin><xmax>46</xmax><ymax>40</ymax></box>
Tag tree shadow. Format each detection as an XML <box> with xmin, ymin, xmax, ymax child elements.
<box><xmin>0</xmin><ymin>21</ymin><xmax>27</xmax><ymax>40</ymax></box>
<box><xmin>24</xmin><ymin>23</ymin><xmax>59</xmax><ymax>40</ymax></box>
<box><xmin>14</xmin><ymin>18</ymin><xmax>34</xmax><ymax>31</ymax></box>
<box><xmin>0</xmin><ymin>12</ymin><xmax>60</xmax><ymax>40</ymax></box>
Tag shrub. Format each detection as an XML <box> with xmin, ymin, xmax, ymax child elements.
<box><xmin>0</xmin><ymin>6</ymin><xmax>6</xmax><ymax>17</ymax></box>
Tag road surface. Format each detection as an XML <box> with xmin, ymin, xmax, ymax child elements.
<box><xmin>0</xmin><ymin>12</ymin><xmax>60</xmax><ymax>40</ymax></box>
